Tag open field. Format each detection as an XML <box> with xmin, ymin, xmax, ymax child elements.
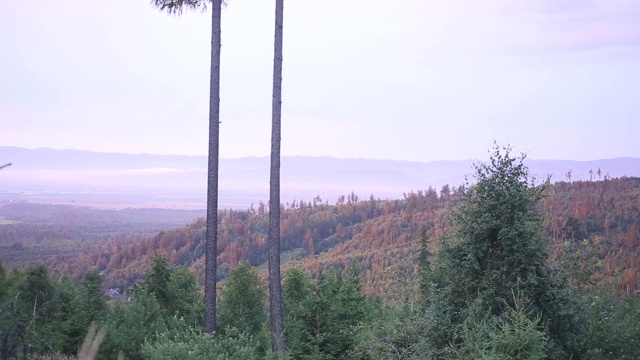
<box><xmin>0</xmin><ymin>215</ymin><xmax>20</xmax><ymax>225</ymax></box>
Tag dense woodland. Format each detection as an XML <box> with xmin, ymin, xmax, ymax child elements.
<box><xmin>1</xmin><ymin>151</ymin><xmax>640</xmax><ymax>359</ymax></box>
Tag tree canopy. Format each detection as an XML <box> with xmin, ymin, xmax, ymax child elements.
<box><xmin>427</xmin><ymin>145</ymin><xmax>586</xmax><ymax>359</ymax></box>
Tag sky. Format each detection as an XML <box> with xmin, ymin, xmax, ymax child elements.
<box><xmin>1</xmin><ymin>0</ymin><xmax>639</xmax><ymax>162</ymax></box>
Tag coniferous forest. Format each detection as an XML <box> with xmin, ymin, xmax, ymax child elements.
<box><xmin>1</xmin><ymin>148</ymin><xmax>640</xmax><ymax>359</ymax></box>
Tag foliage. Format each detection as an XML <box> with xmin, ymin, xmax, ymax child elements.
<box><xmin>141</xmin><ymin>326</ymin><xmax>268</xmax><ymax>360</ymax></box>
<box><xmin>418</xmin><ymin>225</ymin><xmax>433</xmax><ymax>309</ymax></box>
<box><xmin>3</xmin><ymin>149</ymin><xmax>640</xmax><ymax>359</ymax></box>
<box><xmin>98</xmin><ymin>290</ymin><xmax>188</xmax><ymax>360</ymax></box>
<box><xmin>351</xmin><ymin>305</ymin><xmax>431</xmax><ymax>360</ymax></box>
<box><xmin>427</xmin><ymin>145</ymin><xmax>586</xmax><ymax>359</ymax></box>
<box><xmin>283</xmin><ymin>266</ymin><xmax>371</xmax><ymax>359</ymax></box>
<box><xmin>3</xmin><ymin>176</ymin><xmax>639</xmax><ymax>301</ymax></box>
<box><xmin>583</xmin><ymin>290</ymin><xmax>640</xmax><ymax>359</ymax></box>
<box><xmin>454</xmin><ymin>293</ymin><xmax>547</xmax><ymax>360</ymax></box>
<box><xmin>217</xmin><ymin>262</ymin><xmax>267</xmax><ymax>338</ymax></box>
<box><xmin>133</xmin><ymin>253</ymin><xmax>203</xmax><ymax>326</ymax></box>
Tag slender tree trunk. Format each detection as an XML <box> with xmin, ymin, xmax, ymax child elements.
<box><xmin>204</xmin><ymin>0</ymin><xmax>222</xmax><ymax>334</ymax></box>
<box><xmin>269</xmin><ymin>0</ymin><xmax>285</xmax><ymax>354</ymax></box>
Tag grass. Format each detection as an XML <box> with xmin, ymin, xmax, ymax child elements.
<box><xmin>0</xmin><ymin>216</ymin><xmax>20</xmax><ymax>225</ymax></box>
<box><xmin>257</xmin><ymin>247</ymin><xmax>304</xmax><ymax>272</ymax></box>
<box><xmin>18</xmin><ymin>323</ymin><xmax>123</xmax><ymax>360</ymax></box>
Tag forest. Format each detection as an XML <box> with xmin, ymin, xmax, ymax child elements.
<box><xmin>1</xmin><ymin>150</ymin><xmax>640</xmax><ymax>359</ymax></box>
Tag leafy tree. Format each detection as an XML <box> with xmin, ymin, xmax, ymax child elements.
<box><xmin>0</xmin><ymin>266</ymin><xmax>89</xmax><ymax>357</ymax></box>
<box><xmin>150</xmin><ymin>0</ymin><xmax>224</xmax><ymax>334</ymax></box>
<box><xmin>46</xmin><ymin>277</ymin><xmax>84</xmax><ymax>355</ymax></box>
<box><xmin>217</xmin><ymin>262</ymin><xmax>267</xmax><ymax>338</ymax></box>
<box><xmin>43</xmin><ymin>269</ymin><xmax>110</xmax><ymax>355</ymax></box>
<box><xmin>19</xmin><ymin>264</ymin><xmax>55</xmax><ymax>316</ymax></box>
<box><xmin>142</xmin><ymin>326</ymin><xmax>268</xmax><ymax>360</ymax></box>
<box><xmin>0</xmin><ymin>263</ymin><xmax>6</xmax><ymax>301</ymax></box>
<box><xmin>455</xmin><ymin>293</ymin><xmax>548</xmax><ymax>360</ymax></box>
<box><xmin>428</xmin><ymin>145</ymin><xmax>586</xmax><ymax>359</ymax></box>
<box><xmin>80</xmin><ymin>270</ymin><xmax>108</xmax><ymax>326</ymax></box>
<box><xmin>145</xmin><ymin>254</ymin><xmax>173</xmax><ymax>311</ymax></box>
<box><xmin>418</xmin><ymin>225</ymin><xmax>433</xmax><ymax>308</ymax></box>
<box><xmin>282</xmin><ymin>266</ymin><xmax>370</xmax><ymax>359</ymax></box>
<box><xmin>352</xmin><ymin>305</ymin><xmax>430</xmax><ymax>360</ymax></box>
<box><xmin>135</xmin><ymin>254</ymin><xmax>202</xmax><ymax>325</ymax></box>
<box><xmin>99</xmin><ymin>290</ymin><xmax>188</xmax><ymax>360</ymax></box>
<box><xmin>167</xmin><ymin>266</ymin><xmax>204</xmax><ymax>327</ymax></box>
<box><xmin>282</xmin><ymin>268</ymin><xmax>314</xmax><ymax>357</ymax></box>
<box><xmin>0</xmin><ymin>269</ymin><xmax>28</xmax><ymax>359</ymax></box>
<box><xmin>584</xmin><ymin>291</ymin><xmax>640</xmax><ymax>359</ymax></box>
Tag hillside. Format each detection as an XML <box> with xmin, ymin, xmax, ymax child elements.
<box><xmin>2</xmin><ymin>177</ymin><xmax>638</xmax><ymax>300</ymax></box>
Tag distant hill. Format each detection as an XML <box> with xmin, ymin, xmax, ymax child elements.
<box><xmin>1</xmin><ymin>146</ymin><xmax>639</xmax><ymax>209</ymax></box>
<box><xmin>4</xmin><ymin>177</ymin><xmax>639</xmax><ymax>301</ymax></box>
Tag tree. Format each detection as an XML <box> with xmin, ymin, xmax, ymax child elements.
<box><xmin>99</xmin><ymin>291</ymin><xmax>178</xmax><ymax>360</ymax></box>
<box><xmin>282</xmin><ymin>266</ymin><xmax>370</xmax><ymax>359</ymax></box>
<box><xmin>150</xmin><ymin>0</ymin><xmax>223</xmax><ymax>334</ymax></box>
<box><xmin>144</xmin><ymin>254</ymin><xmax>172</xmax><ymax>310</ymax></box>
<box><xmin>217</xmin><ymin>262</ymin><xmax>267</xmax><ymax>338</ymax></box>
<box><xmin>428</xmin><ymin>145</ymin><xmax>586</xmax><ymax>359</ymax></box>
<box><xmin>455</xmin><ymin>292</ymin><xmax>548</xmax><ymax>360</ymax></box>
<box><xmin>80</xmin><ymin>270</ymin><xmax>107</xmax><ymax>323</ymax></box>
<box><xmin>417</xmin><ymin>225</ymin><xmax>433</xmax><ymax>309</ymax></box>
<box><xmin>136</xmin><ymin>254</ymin><xmax>202</xmax><ymax>325</ymax></box>
<box><xmin>142</xmin><ymin>326</ymin><xmax>264</xmax><ymax>360</ymax></box>
<box><xmin>282</xmin><ymin>268</ymin><xmax>313</xmax><ymax>357</ymax></box>
<box><xmin>268</xmin><ymin>0</ymin><xmax>285</xmax><ymax>354</ymax></box>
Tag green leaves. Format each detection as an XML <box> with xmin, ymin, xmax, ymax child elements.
<box><xmin>217</xmin><ymin>262</ymin><xmax>267</xmax><ymax>338</ymax></box>
<box><xmin>283</xmin><ymin>266</ymin><xmax>370</xmax><ymax>360</ymax></box>
<box><xmin>141</xmin><ymin>326</ymin><xmax>266</xmax><ymax>360</ymax></box>
<box><xmin>428</xmin><ymin>144</ymin><xmax>586</xmax><ymax>359</ymax></box>
<box><xmin>150</xmin><ymin>0</ymin><xmax>207</xmax><ymax>15</ymax></box>
<box><xmin>134</xmin><ymin>253</ymin><xmax>203</xmax><ymax>325</ymax></box>
<box><xmin>456</xmin><ymin>293</ymin><xmax>548</xmax><ymax>360</ymax></box>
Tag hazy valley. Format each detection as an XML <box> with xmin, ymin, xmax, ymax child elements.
<box><xmin>2</xmin><ymin>147</ymin><xmax>640</xmax><ymax>359</ymax></box>
<box><xmin>2</xmin><ymin>146</ymin><xmax>639</xmax><ymax>210</ymax></box>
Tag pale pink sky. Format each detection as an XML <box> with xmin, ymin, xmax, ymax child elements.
<box><xmin>1</xmin><ymin>0</ymin><xmax>639</xmax><ymax>161</ymax></box>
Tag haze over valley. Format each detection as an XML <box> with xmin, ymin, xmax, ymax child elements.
<box><xmin>3</xmin><ymin>146</ymin><xmax>639</xmax><ymax>210</ymax></box>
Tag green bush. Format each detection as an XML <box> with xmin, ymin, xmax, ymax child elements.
<box><xmin>141</xmin><ymin>326</ymin><xmax>267</xmax><ymax>360</ymax></box>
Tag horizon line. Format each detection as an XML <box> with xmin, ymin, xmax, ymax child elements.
<box><xmin>1</xmin><ymin>145</ymin><xmax>638</xmax><ymax>164</ymax></box>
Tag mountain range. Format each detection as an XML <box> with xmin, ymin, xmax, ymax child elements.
<box><xmin>1</xmin><ymin>146</ymin><xmax>639</xmax><ymax>209</ymax></box>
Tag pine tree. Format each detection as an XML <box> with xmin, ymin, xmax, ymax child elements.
<box><xmin>282</xmin><ymin>268</ymin><xmax>314</xmax><ymax>357</ymax></box>
<box><xmin>268</xmin><ymin>0</ymin><xmax>286</xmax><ymax>353</ymax></box>
<box><xmin>217</xmin><ymin>262</ymin><xmax>267</xmax><ymax>338</ymax></box>
<box><xmin>137</xmin><ymin>253</ymin><xmax>202</xmax><ymax>324</ymax></box>
<box><xmin>145</xmin><ymin>254</ymin><xmax>172</xmax><ymax>311</ymax></box>
<box><xmin>282</xmin><ymin>266</ymin><xmax>369</xmax><ymax>359</ymax></box>
<box><xmin>428</xmin><ymin>145</ymin><xmax>586</xmax><ymax>359</ymax></box>
<box><xmin>417</xmin><ymin>225</ymin><xmax>433</xmax><ymax>308</ymax></box>
<box><xmin>150</xmin><ymin>0</ymin><xmax>224</xmax><ymax>334</ymax></box>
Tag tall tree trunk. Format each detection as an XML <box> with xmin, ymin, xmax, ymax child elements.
<box><xmin>268</xmin><ymin>0</ymin><xmax>285</xmax><ymax>354</ymax></box>
<box><xmin>204</xmin><ymin>0</ymin><xmax>222</xmax><ymax>334</ymax></box>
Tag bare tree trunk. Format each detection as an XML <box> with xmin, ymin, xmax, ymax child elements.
<box><xmin>204</xmin><ymin>0</ymin><xmax>222</xmax><ymax>334</ymax></box>
<box><xmin>268</xmin><ymin>0</ymin><xmax>285</xmax><ymax>354</ymax></box>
